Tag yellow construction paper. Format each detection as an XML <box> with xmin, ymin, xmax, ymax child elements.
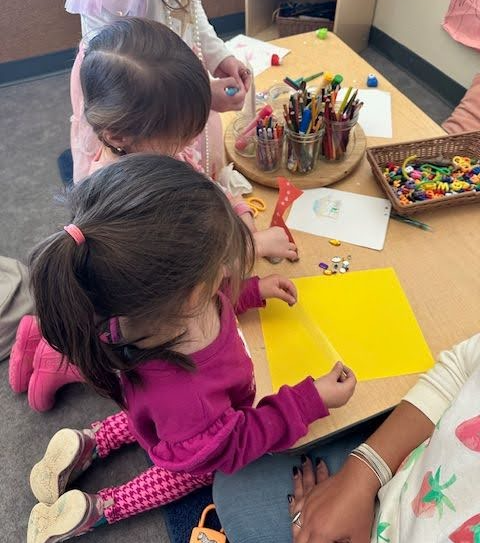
<box><xmin>260</xmin><ymin>268</ymin><xmax>434</xmax><ymax>390</ymax></box>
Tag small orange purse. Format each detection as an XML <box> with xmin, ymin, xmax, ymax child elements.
<box><xmin>189</xmin><ymin>504</ymin><xmax>226</xmax><ymax>543</ymax></box>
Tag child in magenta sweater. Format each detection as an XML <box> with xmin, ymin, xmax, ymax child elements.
<box><xmin>9</xmin><ymin>17</ymin><xmax>297</xmax><ymax>413</ymax></box>
<box><xmin>26</xmin><ymin>155</ymin><xmax>356</xmax><ymax>542</ymax></box>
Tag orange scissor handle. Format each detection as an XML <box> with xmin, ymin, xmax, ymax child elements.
<box><xmin>245</xmin><ymin>196</ymin><xmax>267</xmax><ymax>217</ymax></box>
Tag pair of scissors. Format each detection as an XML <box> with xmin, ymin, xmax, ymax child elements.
<box><xmin>245</xmin><ymin>196</ymin><xmax>266</xmax><ymax>218</ymax></box>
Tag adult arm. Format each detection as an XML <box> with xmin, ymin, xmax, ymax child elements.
<box><xmin>297</xmin><ymin>334</ymin><xmax>480</xmax><ymax>543</ymax></box>
<box><xmin>196</xmin><ymin>3</ymin><xmax>252</xmax><ymax>112</ymax></box>
<box><xmin>403</xmin><ymin>332</ymin><xmax>480</xmax><ymax>424</ymax></box>
<box><xmin>194</xmin><ymin>2</ymin><xmax>232</xmax><ymax>75</ymax></box>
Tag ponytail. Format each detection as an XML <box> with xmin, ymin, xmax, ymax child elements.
<box><xmin>30</xmin><ymin>229</ymin><xmax>126</xmax><ymax>406</ymax></box>
<box><xmin>30</xmin><ymin>222</ymin><xmax>196</xmax><ymax>407</ymax></box>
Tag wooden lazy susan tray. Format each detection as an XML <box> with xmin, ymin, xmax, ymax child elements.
<box><xmin>225</xmin><ymin>121</ymin><xmax>367</xmax><ymax>190</ymax></box>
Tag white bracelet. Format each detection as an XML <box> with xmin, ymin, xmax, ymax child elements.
<box><xmin>349</xmin><ymin>452</ymin><xmax>382</xmax><ymax>487</ymax></box>
<box><xmin>359</xmin><ymin>443</ymin><xmax>393</xmax><ymax>485</ymax></box>
<box><xmin>350</xmin><ymin>443</ymin><xmax>393</xmax><ymax>487</ymax></box>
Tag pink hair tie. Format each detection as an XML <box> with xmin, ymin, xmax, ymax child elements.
<box><xmin>63</xmin><ymin>224</ymin><xmax>86</xmax><ymax>246</ymax></box>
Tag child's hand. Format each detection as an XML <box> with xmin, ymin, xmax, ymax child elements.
<box><xmin>314</xmin><ymin>362</ymin><xmax>356</xmax><ymax>408</ymax></box>
<box><xmin>259</xmin><ymin>274</ymin><xmax>297</xmax><ymax>305</ymax></box>
<box><xmin>254</xmin><ymin>227</ymin><xmax>298</xmax><ymax>261</ymax></box>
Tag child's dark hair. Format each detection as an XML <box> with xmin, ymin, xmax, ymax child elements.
<box><xmin>30</xmin><ymin>155</ymin><xmax>254</xmax><ymax>407</ymax></box>
<box><xmin>81</xmin><ymin>17</ymin><xmax>211</xmax><ymax>152</ymax></box>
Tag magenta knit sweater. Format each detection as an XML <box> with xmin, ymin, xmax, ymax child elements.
<box><xmin>121</xmin><ymin>277</ymin><xmax>329</xmax><ymax>475</ymax></box>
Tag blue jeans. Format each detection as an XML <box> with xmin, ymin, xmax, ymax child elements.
<box><xmin>213</xmin><ymin>416</ymin><xmax>386</xmax><ymax>543</ymax></box>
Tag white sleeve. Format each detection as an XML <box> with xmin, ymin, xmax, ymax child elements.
<box><xmin>403</xmin><ymin>333</ymin><xmax>480</xmax><ymax>424</ymax></box>
<box><xmin>80</xmin><ymin>12</ymin><xmax>118</xmax><ymax>40</ymax></box>
<box><xmin>195</xmin><ymin>3</ymin><xmax>232</xmax><ymax>74</ymax></box>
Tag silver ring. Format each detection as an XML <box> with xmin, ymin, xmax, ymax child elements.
<box><xmin>291</xmin><ymin>511</ymin><xmax>302</xmax><ymax>528</ymax></box>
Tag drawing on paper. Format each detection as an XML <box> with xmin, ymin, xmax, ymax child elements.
<box><xmin>313</xmin><ymin>197</ymin><xmax>341</xmax><ymax>220</ymax></box>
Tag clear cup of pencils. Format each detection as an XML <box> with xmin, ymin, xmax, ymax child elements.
<box><xmin>283</xmin><ymin>88</ymin><xmax>325</xmax><ymax>174</ymax></box>
<box><xmin>285</xmin><ymin>129</ymin><xmax>324</xmax><ymax>174</ymax></box>
<box><xmin>255</xmin><ymin>115</ymin><xmax>284</xmax><ymax>172</ymax></box>
<box><xmin>322</xmin><ymin>100</ymin><xmax>361</xmax><ymax>161</ymax></box>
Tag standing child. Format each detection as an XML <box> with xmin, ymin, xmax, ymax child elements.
<box><xmin>66</xmin><ymin>0</ymin><xmax>252</xmax><ymax>181</ymax></box>
<box><xmin>26</xmin><ymin>155</ymin><xmax>356</xmax><ymax>542</ymax></box>
<box><xmin>9</xmin><ymin>18</ymin><xmax>297</xmax><ymax>412</ymax></box>
<box><xmin>70</xmin><ymin>18</ymin><xmax>293</xmax><ymax>258</ymax></box>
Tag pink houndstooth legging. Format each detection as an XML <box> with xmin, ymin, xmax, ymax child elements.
<box><xmin>92</xmin><ymin>411</ymin><xmax>213</xmax><ymax>523</ymax></box>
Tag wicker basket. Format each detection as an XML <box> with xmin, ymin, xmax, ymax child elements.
<box><xmin>366</xmin><ymin>131</ymin><xmax>480</xmax><ymax>216</ymax></box>
<box><xmin>274</xmin><ymin>10</ymin><xmax>334</xmax><ymax>37</ymax></box>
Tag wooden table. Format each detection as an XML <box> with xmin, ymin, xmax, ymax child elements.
<box><xmin>222</xmin><ymin>32</ymin><xmax>480</xmax><ymax>450</ymax></box>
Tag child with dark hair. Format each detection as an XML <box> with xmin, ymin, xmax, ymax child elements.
<box><xmin>75</xmin><ymin>16</ymin><xmax>212</xmax><ymax>176</ymax></box>
<box><xmin>26</xmin><ymin>155</ymin><xmax>355</xmax><ymax>542</ymax></box>
<box><xmin>66</xmin><ymin>0</ymin><xmax>252</xmax><ymax>181</ymax></box>
<box><xmin>72</xmin><ymin>17</ymin><xmax>294</xmax><ymax>258</ymax></box>
<box><xmin>9</xmin><ymin>18</ymin><xmax>297</xmax><ymax>412</ymax></box>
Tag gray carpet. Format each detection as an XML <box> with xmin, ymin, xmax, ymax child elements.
<box><xmin>0</xmin><ymin>46</ymin><xmax>453</xmax><ymax>543</ymax></box>
<box><xmin>0</xmin><ymin>73</ymin><xmax>170</xmax><ymax>542</ymax></box>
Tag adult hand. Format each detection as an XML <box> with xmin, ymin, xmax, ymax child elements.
<box><xmin>258</xmin><ymin>274</ymin><xmax>297</xmax><ymax>305</ymax></box>
<box><xmin>289</xmin><ymin>457</ymin><xmax>329</xmax><ymax>542</ymax></box>
<box><xmin>254</xmin><ymin>227</ymin><xmax>298</xmax><ymax>261</ymax></box>
<box><xmin>214</xmin><ymin>55</ymin><xmax>253</xmax><ymax>93</ymax></box>
<box><xmin>210</xmin><ymin>78</ymin><xmax>246</xmax><ymax>112</ymax></box>
<box><xmin>292</xmin><ymin>455</ymin><xmax>379</xmax><ymax>543</ymax></box>
<box><xmin>211</xmin><ymin>56</ymin><xmax>252</xmax><ymax>112</ymax></box>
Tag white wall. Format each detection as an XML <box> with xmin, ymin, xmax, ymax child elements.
<box><xmin>373</xmin><ymin>0</ymin><xmax>479</xmax><ymax>89</ymax></box>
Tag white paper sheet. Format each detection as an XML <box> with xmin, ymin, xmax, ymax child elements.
<box><xmin>225</xmin><ymin>34</ymin><xmax>291</xmax><ymax>77</ymax></box>
<box><xmin>286</xmin><ymin>188</ymin><xmax>392</xmax><ymax>251</ymax></box>
<box><xmin>337</xmin><ymin>88</ymin><xmax>393</xmax><ymax>138</ymax></box>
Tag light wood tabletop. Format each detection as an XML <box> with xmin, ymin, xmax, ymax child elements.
<box><xmin>222</xmin><ymin>32</ymin><xmax>480</xmax><ymax>450</ymax></box>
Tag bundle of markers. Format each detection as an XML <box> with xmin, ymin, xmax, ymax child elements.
<box><xmin>283</xmin><ymin>88</ymin><xmax>325</xmax><ymax>174</ymax></box>
<box><xmin>255</xmin><ymin>113</ymin><xmax>284</xmax><ymax>172</ymax></box>
<box><xmin>322</xmin><ymin>87</ymin><xmax>363</xmax><ymax>161</ymax></box>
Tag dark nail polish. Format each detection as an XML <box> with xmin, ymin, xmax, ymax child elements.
<box><xmin>292</xmin><ymin>466</ymin><xmax>299</xmax><ymax>476</ymax></box>
<box><xmin>287</xmin><ymin>494</ymin><xmax>294</xmax><ymax>503</ymax></box>
<box><xmin>301</xmin><ymin>454</ymin><xmax>308</xmax><ymax>464</ymax></box>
